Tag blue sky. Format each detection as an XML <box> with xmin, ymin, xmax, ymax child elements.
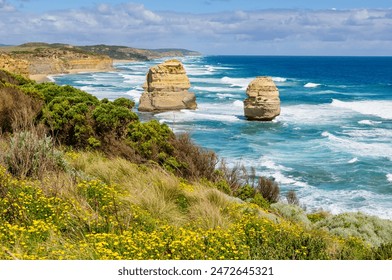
<box><xmin>1</xmin><ymin>0</ymin><xmax>392</xmax><ymax>55</ymax></box>
<box><xmin>8</xmin><ymin>0</ymin><xmax>392</xmax><ymax>13</ymax></box>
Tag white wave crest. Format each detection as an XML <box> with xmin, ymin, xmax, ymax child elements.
<box><xmin>331</xmin><ymin>99</ymin><xmax>392</xmax><ymax>119</ymax></box>
<box><xmin>216</xmin><ymin>93</ymin><xmax>238</xmax><ymax>99</ymax></box>
<box><xmin>126</xmin><ymin>90</ymin><xmax>143</xmax><ymax>103</ymax></box>
<box><xmin>193</xmin><ymin>86</ymin><xmax>241</xmax><ymax>93</ymax></box>
<box><xmin>387</xmin><ymin>174</ymin><xmax>392</xmax><ymax>183</ymax></box>
<box><xmin>120</xmin><ymin>74</ymin><xmax>145</xmax><ymax>84</ymax></box>
<box><xmin>322</xmin><ymin>131</ymin><xmax>392</xmax><ymax>160</ymax></box>
<box><xmin>272</xmin><ymin>77</ymin><xmax>287</xmax><ymax>82</ymax></box>
<box><xmin>304</xmin><ymin>82</ymin><xmax>321</xmax><ymax>88</ymax></box>
<box><xmin>155</xmin><ymin>109</ymin><xmax>241</xmax><ymax>124</ymax></box>
<box><xmin>221</xmin><ymin>77</ymin><xmax>253</xmax><ymax>89</ymax></box>
<box><xmin>358</xmin><ymin>120</ymin><xmax>382</xmax><ymax>125</ymax></box>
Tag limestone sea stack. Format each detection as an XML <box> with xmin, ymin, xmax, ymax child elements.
<box><xmin>243</xmin><ymin>76</ymin><xmax>281</xmax><ymax>121</ymax></box>
<box><xmin>138</xmin><ymin>59</ymin><xmax>197</xmax><ymax>112</ymax></box>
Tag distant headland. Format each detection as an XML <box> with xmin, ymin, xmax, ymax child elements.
<box><xmin>0</xmin><ymin>42</ymin><xmax>201</xmax><ymax>82</ymax></box>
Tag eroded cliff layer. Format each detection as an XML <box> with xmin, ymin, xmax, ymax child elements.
<box><xmin>139</xmin><ymin>59</ymin><xmax>197</xmax><ymax>112</ymax></box>
<box><xmin>0</xmin><ymin>53</ymin><xmax>29</xmax><ymax>77</ymax></box>
<box><xmin>0</xmin><ymin>44</ymin><xmax>113</xmax><ymax>79</ymax></box>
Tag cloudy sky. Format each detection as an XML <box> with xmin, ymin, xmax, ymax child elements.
<box><xmin>1</xmin><ymin>0</ymin><xmax>392</xmax><ymax>55</ymax></box>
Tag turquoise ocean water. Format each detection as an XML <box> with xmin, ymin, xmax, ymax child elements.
<box><xmin>53</xmin><ymin>56</ymin><xmax>392</xmax><ymax>219</ymax></box>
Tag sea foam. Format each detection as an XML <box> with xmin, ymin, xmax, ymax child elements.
<box><xmin>331</xmin><ymin>99</ymin><xmax>392</xmax><ymax>119</ymax></box>
<box><xmin>322</xmin><ymin>131</ymin><xmax>392</xmax><ymax>160</ymax></box>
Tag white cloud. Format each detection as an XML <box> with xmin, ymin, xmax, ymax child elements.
<box><xmin>1</xmin><ymin>3</ymin><xmax>392</xmax><ymax>55</ymax></box>
<box><xmin>0</xmin><ymin>0</ymin><xmax>15</xmax><ymax>12</ymax></box>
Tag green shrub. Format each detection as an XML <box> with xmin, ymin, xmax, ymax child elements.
<box><xmin>126</xmin><ymin>120</ymin><xmax>174</xmax><ymax>160</ymax></box>
<box><xmin>307</xmin><ymin>211</ymin><xmax>330</xmax><ymax>223</ymax></box>
<box><xmin>235</xmin><ymin>184</ymin><xmax>256</xmax><ymax>201</ymax></box>
<box><xmin>93</xmin><ymin>102</ymin><xmax>138</xmax><ymax>138</ymax></box>
<box><xmin>112</xmin><ymin>97</ymin><xmax>135</xmax><ymax>109</ymax></box>
<box><xmin>371</xmin><ymin>242</ymin><xmax>392</xmax><ymax>260</ymax></box>
<box><xmin>250</xmin><ymin>193</ymin><xmax>270</xmax><ymax>209</ymax></box>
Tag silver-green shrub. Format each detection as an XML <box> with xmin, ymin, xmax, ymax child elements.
<box><xmin>4</xmin><ymin>129</ymin><xmax>65</xmax><ymax>179</ymax></box>
<box><xmin>315</xmin><ymin>212</ymin><xmax>392</xmax><ymax>247</ymax></box>
<box><xmin>271</xmin><ymin>202</ymin><xmax>311</xmax><ymax>227</ymax></box>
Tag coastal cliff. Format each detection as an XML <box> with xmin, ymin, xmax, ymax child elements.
<box><xmin>0</xmin><ymin>53</ymin><xmax>29</xmax><ymax>78</ymax></box>
<box><xmin>139</xmin><ymin>59</ymin><xmax>197</xmax><ymax>112</ymax></box>
<box><xmin>0</xmin><ymin>43</ymin><xmax>200</xmax><ymax>81</ymax></box>
<box><xmin>0</xmin><ymin>43</ymin><xmax>113</xmax><ymax>80</ymax></box>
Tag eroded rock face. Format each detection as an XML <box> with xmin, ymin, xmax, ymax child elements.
<box><xmin>138</xmin><ymin>59</ymin><xmax>197</xmax><ymax>112</ymax></box>
<box><xmin>0</xmin><ymin>53</ymin><xmax>29</xmax><ymax>78</ymax></box>
<box><xmin>244</xmin><ymin>76</ymin><xmax>281</xmax><ymax>121</ymax></box>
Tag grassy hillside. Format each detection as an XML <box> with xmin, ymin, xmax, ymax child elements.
<box><xmin>1</xmin><ymin>69</ymin><xmax>392</xmax><ymax>260</ymax></box>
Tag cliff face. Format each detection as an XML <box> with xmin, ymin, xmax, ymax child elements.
<box><xmin>243</xmin><ymin>76</ymin><xmax>281</xmax><ymax>121</ymax></box>
<box><xmin>0</xmin><ymin>44</ymin><xmax>113</xmax><ymax>78</ymax></box>
<box><xmin>139</xmin><ymin>59</ymin><xmax>197</xmax><ymax>112</ymax></box>
<box><xmin>79</xmin><ymin>45</ymin><xmax>201</xmax><ymax>61</ymax></box>
<box><xmin>13</xmin><ymin>48</ymin><xmax>113</xmax><ymax>75</ymax></box>
<box><xmin>0</xmin><ymin>53</ymin><xmax>29</xmax><ymax>77</ymax></box>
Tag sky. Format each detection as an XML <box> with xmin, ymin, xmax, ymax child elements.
<box><xmin>1</xmin><ymin>0</ymin><xmax>392</xmax><ymax>55</ymax></box>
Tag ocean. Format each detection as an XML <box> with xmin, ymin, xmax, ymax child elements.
<box><xmin>52</xmin><ymin>56</ymin><xmax>392</xmax><ymax>219</ymax></box>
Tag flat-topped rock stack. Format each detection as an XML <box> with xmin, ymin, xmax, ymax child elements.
<box><xmin>243</xmin><ymin>76</ymin><xmax>281</xmax><ymax>121</ymax></box>
<box><xmin>138</xmin><ymin>59</ymin><xmax>197</xmax><ymax>112</ymax></box>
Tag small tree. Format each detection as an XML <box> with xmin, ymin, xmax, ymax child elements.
<box><xmin>257</xmin><ymin>176</ymin><xmax>280</xmax><ymax>203</ymax></box>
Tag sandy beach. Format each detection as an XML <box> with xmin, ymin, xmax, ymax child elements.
<box><xmin>29</xmin><ymin>67</ymin><xmax>117</xmax><ymax>83</ymax></box>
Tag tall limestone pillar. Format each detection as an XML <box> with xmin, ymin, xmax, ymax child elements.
<box><xmin>138</xmin><ymin>59</ymin><xmax>197</xmax><ymax>112</ymax></box>
<box><xmin>244</xmin><ymin>76</ymin><xmax>281</xmax><ymax>121</ymax></box>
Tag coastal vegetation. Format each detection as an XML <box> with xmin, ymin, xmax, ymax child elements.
<box><xmin>1</xmin><ymin>69</ymin><xmax>392</xmax><ymax>260</ymax></box>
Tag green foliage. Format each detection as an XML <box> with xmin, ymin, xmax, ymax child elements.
<box><xmin>371</xmin><ymin>242</ymin><xmax>392</xmax><ymax>260</ymax></box>
<box><xmin>214</xmin><ymin>179</ymin><xmax>232</xmax><ymax>195</ymax></box>
<box><xmin>87</xmin><ymin>137</ymin><xmax>101</xmax><ymax>148</ymax></box>
<box><xmin>250</xmin><ymin>193</ymin><xmax>270</xmax><ymax>209</ymax></box>
<box><xmin>307</xmin><ymin>211</ymin><xmax>330</xmax><ymax>223</ymax></box>
<box><xmin>235</xmin><ymin>184</ymin><xmax>256</xmax><ymax>201</ymax></box>
<box><xmin>93</xmin><ymin>102</ymin><xmax>138</xmax><ymax>138</ymax></box>
<box><xmin>126</xmin><ymin>120</ymin><xmax>174</xmax><ymax>160</ymax></box>
<box><xmin>112</xmin><ymin>97</ymin><xmax>135</xmax><ymax>109</ymax></box>
<box><xmin>0</xmin><ymin>69</ymin><xmax>32</xmax><ymax>86</ymax></box>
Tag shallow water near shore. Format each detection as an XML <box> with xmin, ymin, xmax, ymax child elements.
<box><xmin>53</xmin><ymin>56</ymin><xmax>392</xmax><ymax>219</ymax></box>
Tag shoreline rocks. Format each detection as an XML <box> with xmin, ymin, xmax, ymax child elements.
<box><xmin>138</xmin><ymin>59</ymin><xmax>197</xmax><ymax>112</ymax></box>
<box><xmin>244</xmin><ymin>76</ymin><xmax>281</xmax><ymax>121</ymax></box>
